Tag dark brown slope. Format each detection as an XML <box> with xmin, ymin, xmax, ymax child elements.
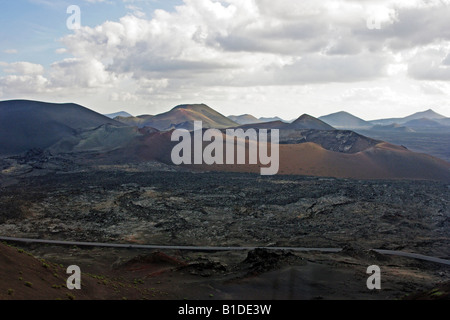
<box><xmin>277</xmin><ymin>142</ymin><xmax>450</xmax><ymax>181</ymax></box>
<box><xmin>189</xmin><ymin>141</ymin><xmax>450</xmax><ymax>181</ymax></box>
<box><xmin>0</xmin><ymin>243</ymin><xmax>142</xmax><ymax>300</ymax></box>
<box><xmin>0</xmin><ymin>100</ymin><xmax>124</xmax><ymax>156</ymax></box>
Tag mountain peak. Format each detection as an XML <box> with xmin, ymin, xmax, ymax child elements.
<box><xmin>404</xmin><ymin>109</ymin><xmax>446</xmax><ymax>121</ymax></box>
<box><xmin>318</xmin><ymin>111</ymin><xmax>370</xmax><ymax>129</ymax></box>
<box><xmin>290</xmin><ymin>114</ymin><xmax>335</xmax><ymax>130</ymax></box>
<box><xmin>104</xmin><ymin>111</ymin><xmax>133</xmax><ymax>119</ymax></box>
<box><xmin>228</xmin><ymin>114</ymin><xmax>261</xmax><ymax>125</ymax></box>
<box><xmin>173</xmin><ymin>103</ymin><xmax>209</xmax><ymax>110</ymax></box>
<box><xmin>133</xmin><ymin>103</ymin><xmax>238</xmax><ymax>130</ymax></box>
<box><xmin>295</xmin><ymin>114</ymin><xmax>315</xmax><ymax>121</ymax></box>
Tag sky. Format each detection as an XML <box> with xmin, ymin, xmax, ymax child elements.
<box><xmin>1</xmin><ymin>0</ymin><xmax>450</xmax><ymax>120</ymax></box>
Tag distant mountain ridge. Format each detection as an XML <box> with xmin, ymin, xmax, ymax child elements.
<box><xmin>227</xmin><ymin>115</ymin><xmax>289</xmax><ymax>125</ymax></box>
<box><xmin>319</xmin><ymin>111</ymin><xmax>371</xmax><ymax>129</ymax></box>
<box><xmin>290</xmin><ymin>114</ymin><xmax>335</xmax><ymax>130</ymax></box>
<box><xmin>0</xmin><ymin>99</ymin><xmax>449</xmax><ymax>181</ymax></box>
<box><xmin>369</xmin><ymin>109</ymin><xmax>447</xmax><ymax>126</ymax></box>
<box><xmin>403</xmin><ymin>118</ymin><xmax>444</xmax><ymax>128</ymax></box>
<box><xmin>104</xmin><ymin>111</ymin><xmax>133</xmax><ymax>119</ymax></box>
<box><xmin>115</xmin><ymin>114</ymin><xmax>154</xmax><ymax>127</ymax></box>
<box><xmin>318</xmin><ymin>109</ymin><xmax>449</xmax><ymax>132</ymax></box>
<box><xmin>370</xmin><ymin>123</ymin><xmax>415</xmax><ymax>133</ymax></box>
<box><xmin>237</xmin><ymin>114</ymin><xmax>335</xmax><ymax>131</ymax></box>
<box><xmin>259</xmin><ymin>116</ymin><xmax>288</xmax><ymax>123</ymax></box>
<box><xmin>228</xmin><ymin>114</ymin><xmax>261</xmax><ymax>125</ymax></box>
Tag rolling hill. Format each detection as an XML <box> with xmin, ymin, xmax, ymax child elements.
<box><xmin>104</xmin><ymin>126</ymin><xmax>450</xmax><ymax>181</ymax></box>
<box><xmin>319</xmin><ymin>111</ymin><xmax>371</xmax><ymax>129</ymax></box>
<box><xmin>104</xmin><ymin>111</ymin><xmax>133</xmax><ymax>119</ymax></box>
<box><xmin>402</xmin><ymin>109</ymin><xmax>446</xmax><ymax>121</ymax></box>
<box><xmin>370</xmin><ymin>123</ymin><xmax>415</xmax><ymax>133</ymax></box>
<box><xmin>114</xmin><ymin>115</ymin><xmax>154</xmax><ymax>127</ymax></box>
<box><xmin>289</xmin><ymin>114</ymin><xmax>335</xmax><ymax>130</ymax></box>
<box><xmin>116</xmin><ymin>104</ymin><xmax>238</xmax><ymax>131</ymax></box>
<box><xmin>186</xmin><ymin>140</ymin><xmax>450</xmax><ymax>181</ymax></box>
<box><xmin>370</xmin><ymin>109</ymin><xmax>447</xmax><ymax>126</ymax></box>
<box><xmin>236</xmin><ymin>114</ymin><xmax>335</xmax><ymax>131</ymax></box>
<box><xmin>259</xmin><ymin>116</ymin><xmax>288</xmax><ymax>123</ymax></box>
<box><xmin>228</xmin><ymin>114</ymin><xmax>261</xmax><ymax>125</ymax></box>
<box><xmin>1</xmin><ymin>99</ymin><xmax>449</xmax><ymax>181</ymax></box>
<box><xmin>404</xmin><ymin>118</ymin><xmax>444</xmax><ymax>128</ymax></box>
<box><xmin>0</xmin><ymin>100</ymin><xmax>124</xmax><ymax>156</ymax></box>
<box><xmin>49</xmin><ymin>124</ymin><xmax>142</xmax><ymax>154</ymax></box>
<box><xmin>0</xmin><ymin>242</ymin><xmax>145</xmax><ymax>300</ymax></box>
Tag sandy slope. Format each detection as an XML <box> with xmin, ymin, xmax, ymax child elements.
<box><xmin>185</xmin><ymin>141</ymin><xmax>450</xmax><ymax>181</ymax></box>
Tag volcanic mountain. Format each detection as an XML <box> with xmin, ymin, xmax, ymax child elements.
<box><xmin>228</xmin><ymin>114</ymin><xmax>261</xmax><ymax>125</ymax></box>
<box><xmin>319</xmin><ymin>111</ymin><xmax>371</xmax><ymax>129</ymax></box>
<box><xmin>185</xmin><ymin>139</ymin><xmax>450</xmax><ymax>181</ymax></box>
<box><xmin>289</xmin><ymin>114</ymin><xmax>335</xmax><ymax>130</ymax></box>
<box><xmin>236</xmin><ymin>114</ymin><xmax>335</xmax><ymax>131</ymax></box>
<box><xmin>370</xmin><ymin>123</ymin><xmax>415</xmax><ymax>133</ymax></box>
<box><xmin>403</xmin><ymin>109</ymin><xmax>446</xmax><ymax>121</ymax></box>
<box><xmin>117</xmin><ymin>104</ymin><xmax>238</xmax><ymax>131</ymax></box>
<box><xmin>0</xmin><ymin>100</ymin><xmax>124</xmax><ymax>155</ymax></box>
<box><xmin>230</xmin><ymin>115</ymin><xmax>290</xmax><ymax>124</ymax></box>
<box><xmin>370</xmin><ymin>109</ymin><xmax>447</xmax><ymax>126</ymax></box>
<box><xmin>259</xmin><ymin>116</ymin><xmax>287</xmax><ymax>123</ymax></box>
<box><xmin>49</xmin><ymin>124</ymin><xmax>142</xmax><ymax>154</ymax></box>
<box><xmin>104</xmin><ymin>111</ymin><xmax>133</xmax><ymax>119</ymax></box>
<box><xmin>112</xmin><ymin>121</ymin><xmax>450</xmax><ymax>181</ymax></box>
<box><xmin>403</xmin><ymin>118</ymin><xmax>444</xmax><ymax>128</ymax></box>
<box><xmin>1</xmin><ymin>99</ymin><xmax>449</xmax><ymax>181</ymax></box>
<box><xmin>115</xmin><ymin>115</ymin><xmax>154</xmax><ymax>127</ymax></box>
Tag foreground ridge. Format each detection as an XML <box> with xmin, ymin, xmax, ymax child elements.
<box><xmin>1</xmin><ymin>236</ymin><xmax>449</xmax><ymax>266</ymax></box>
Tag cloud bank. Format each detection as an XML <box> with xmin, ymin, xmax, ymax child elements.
<box><xmin>1</xmin><ymin>0</ymin><xmax>450</xmax><ymax>118</ymax></box>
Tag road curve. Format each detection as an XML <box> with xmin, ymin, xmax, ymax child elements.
<box><xmin>1</xmin><ymin>236</ymin><xmax>449</xmax><ymax>266</ymax></box>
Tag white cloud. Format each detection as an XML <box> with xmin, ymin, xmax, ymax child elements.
<box><xmin>3</xmin><ymin>49</ymin><xmax>18</xmax><ymax>54</ymax></box>
<box><xmin>110</xmin><ymin>91</ymin><xmax>139</xmax><ymax>102</ymax></box>
<box><xmin>50</xmin><ymin>58</ymin><xmax>117</xmax><ymax>88</ymax></box>
<box><xmin>2</xmin><ymin>62</ymin><xmax>45</xmax><ymax>76</ymax></box>
<box><xmin>2</xmin><ymin>0</ymin><xmax>450</xmax><ymax>118</ymax></box>
<box><xmin>58</xmin><ymin>0</ymin><xmax>391</xmax><ymax>88</ymax></box>
<box><xmin>407</xmin><ymin>45</ymin><xmax>450</xmax><ymax>80</ymax></box>
<box><xmin>0</xmin><ymin>75</ymin><xmax>49</xmax><ymax>95</ymax></box>
<box><xmin>55</xmin><ymin>48</ymin><xmax>68</xmax><ymax>54</ymax></box>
